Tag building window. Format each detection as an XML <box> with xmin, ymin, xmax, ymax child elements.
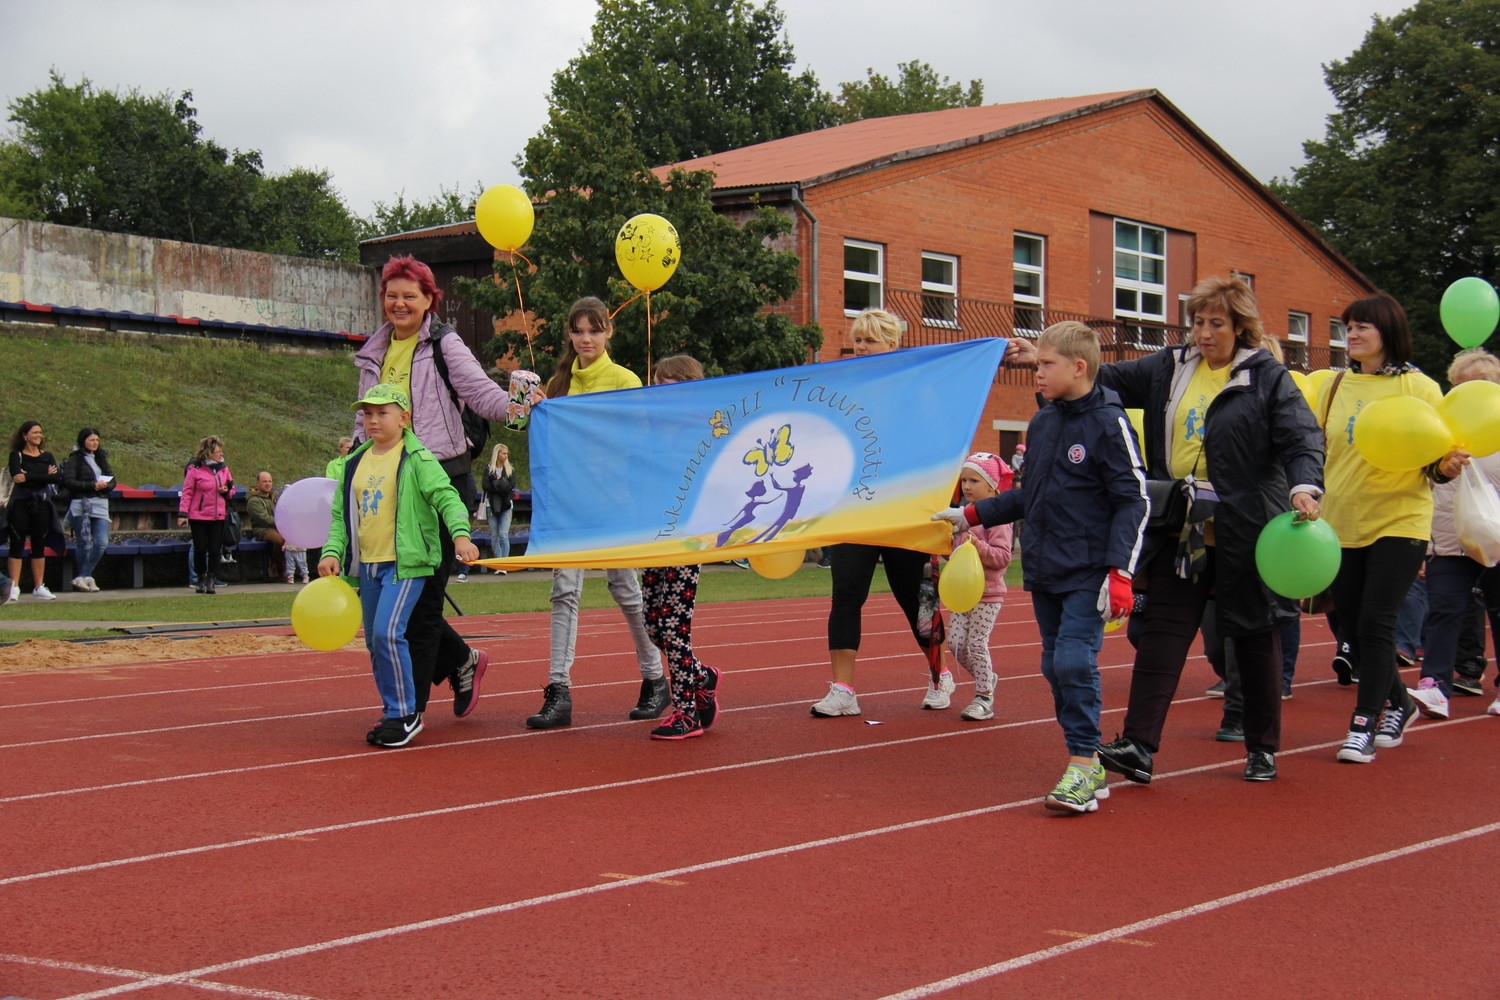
<box><xmin>1328</xmin><ymin>317</ymin><xmax>1348</xmax><ymax>368</ymax></box>
<box><xmin>1113</xmin><ymin>219</ymin><xmax>1167</xmax><ymax>323</ymax></box>
<box><xmin>1013</xmin><ymin>233</ymin><xmax>1045</xmax><ymax>335</ymax></box>
<box><xmin>921</xmin><ymin>252</ymin><xmax>959</xmax><ymax>327</ymax></box>
<box><xmin>1231</xmin><ymin>270</ymin><xmax>1255</xmax><ymax>290</ymax></box>
<box><xmin>844</xmin><ymin>240</ymin><xmax>883</xmax><ymax>314</ymax></box>
<box><xmin>1288</xmin><ymin>311</ymin><xmax>1310</xmax><ymax>343</ymax></box>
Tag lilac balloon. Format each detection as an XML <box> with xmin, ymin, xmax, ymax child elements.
<box><xmin>275</xmin><ymin>477</ymin><xmax>337</xmax><ymax>549</ymax></box>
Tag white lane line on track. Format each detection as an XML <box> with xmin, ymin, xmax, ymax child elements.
<box><xmin>5</xmin><ymin>700</ymin><xmax>1474</xmax><ymax>891</ymax></box>
<box><xmin>43</xmin><ymin>745</ymin><xmax>1500</xmax><ymax>1000</ymax></box>
<box><xmin>0</xmin><ymin>951</ymin><xmax>323</xmax><ymax>1000</ymax></box>
<box><xmin>874</xmin><ymin>820</ymin><xmax>1500</xmax><ymax>999</ymax></box>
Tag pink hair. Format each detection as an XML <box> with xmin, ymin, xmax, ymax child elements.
<box><xmin>380</xmin><ymin>255</ymin><xmax>443</xmax><ymax>315</ymax></box>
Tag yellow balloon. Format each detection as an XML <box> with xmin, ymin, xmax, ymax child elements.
<box><xmin>615</xmin><ymin>213</ymin><xmax>681</xmax><ymax>292</ymax></box>
<box><xmin>1125</xmin><ymin>408</ymin><xmax>1146</xmax><ymax>445</ymax></box>
<box><xmin>749</xmin><ymin>548</ymin><xmax>803</xmax><ymax>579</ymax></box>
<box><xmin>474</xmin><ymin>184</ymin><xmax>535</xmax><ymax>252</ymax></box>
<box><xmin>1289</xmin><ymin>370</ymin><xmax>1311</xmax><ymax>404</ymax></box>
<box><xmin>938</xmin><ymin>540</ymin><xmax>985</xmax><ymax>614</ymax></box>
<box><xmin>1307</xmin><ymin>368</ymin><xmax>1334</xmax><ymax>403</ymax></box>
<box><xmin>291</xmin><ymin>576</ymin><xmax>363</xmax><ymax>651</ymax></box>
<box><xmin>1105</xmin><ymin>618</ymin><xmax>1124</xmax><ymax>633</ymax></box>
<box><xmin>1439</xmin><ymin>378</ymin><xmax>1500</xmax><ymax>457</ymax></box>
<box><xmin>1352</xmin><ymin>395</ymin><xmax>1454</xmax><ymax>472</ymax></box>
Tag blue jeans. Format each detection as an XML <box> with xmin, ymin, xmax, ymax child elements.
<box><xmin>1395</xmin><ymin>575</ymin><xmax>1428</xmax><ymax>658</ymax></box>
<box><xmin>69</xmin><ymin>513</ymin><xmax>110</xmax><ymax>580</ymax></box>
<box><xmin>359</xmin><ymin>562</ymin><xmax>426</xmax><ymax>719</ymax></box>
<box><xmin>488</xmin><ymin>503</ymin><xmax>513</xmax><ymax>559</ymax></box>
<box><xmin>1420</xmin><ymin>555</ymin><xmax>1485</xmax><ymax>697</ymax></box>
<box><xmin>1031</xmin><ymin>587</ymin><xmax>1105</xmax><ymax>758</ymax></box>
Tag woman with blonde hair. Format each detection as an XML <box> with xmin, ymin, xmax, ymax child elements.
<box><xmin>482</xmin><ymin>443</ymin><xmax>516</xmax><ymax>568</ymax></box>
<box><xmin>178</xmin><ymin>435</ymin><xmax>233</xmax><ymax>595</ymax></box>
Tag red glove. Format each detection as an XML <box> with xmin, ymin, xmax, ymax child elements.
<box><xmin>1098</xmin><ymin>568</ymin><xmax>1134</xmax><ymax>622</ymax></box>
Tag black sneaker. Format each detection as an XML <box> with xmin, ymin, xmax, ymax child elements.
<box><xmin>1374</xmin><ymin>694</ymin><xmax>1418</xmax><ymax>749</ymax></box>
<box><xmin>1215</xmin><ymin>721</ymin><xmax>1246</xmax><ymax>742</ymax></box>
<box><xmin>629</xmin><ymin>676</ymin><xmax>671</xmax><ymax>720</ymax></box>
<box><xmin>526</xmin><ymin>683</ymin><xmax>572</xmax><ymax>729</ymax></box>
<box><xmin>1282</xmin><ymin>678</ymin><xmax>1294</xmax><ymax>700</ymax></box>
<box><xmin>650</xmin><ymin>710</ymin><xmax>704</xmax><ymax>740</ymax></box>
<box><xmin>1097</xmin><ymin>735</ymin><xmax>1154</xmax><ymax>784</ymax></box>
<box><xmin>1244</xmin><ymin>750</ymin><xmax>1277</xmax><ymax>782</ymax></box>
<box><xmin>370</xmin><ymin>712</ymin><xmax>423</xmax><ymax>748</ymax></box>
<box><xmin>452</xmin><ymin>648</ymin><xmax>489</xmax><ymax>718</ymax></box>
<box><xmin>695</xmin><ymin>666</ymin><xmax>722</xmax><ymax>730</ymax></box>
<box><xmin>1332</xmin><ymin>644</ymin><xmax>1355</xmax><ymax>686</ymax></box>
<box><xmin>1452</xmin><ymin>674</ymin><xmax>1485</xmax><ymax>697</ymax></box>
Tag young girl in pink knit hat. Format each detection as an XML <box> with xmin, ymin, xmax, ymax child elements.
<box><xmin>933</xmin><ymin>452</ymin><xmax>1014</xmax><ymax>719</ymax></box>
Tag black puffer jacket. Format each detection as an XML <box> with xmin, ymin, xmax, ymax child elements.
<box><xmin>61</xmin><ymin>448</ymin><xmax>115</xmax><ymax>501</ymax></box>
<box><xmin>1098</xmin><ymin>344</ymin><xmax>1325</xmax><ymax>635</ymax></box>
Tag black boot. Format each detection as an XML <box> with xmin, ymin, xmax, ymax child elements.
<box><xmin>526</xmin><ymin>683</ymin><xmax>572</xmax><ymax>729</ymax></box>
<box><xmin>196</xmin><ymin>579</ymin><xmax>208</xmax><ymax>594</ymax></box>
<box><xmin>629</xmin><ymin>676</ymin><xmax>671</xmax><ymax>720</ymax></box>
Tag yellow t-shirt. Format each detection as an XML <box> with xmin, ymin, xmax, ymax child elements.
<box><xmin>354</xmin><ymin>444</ymin><xmax>402</xmax><ymax>563</ymax></box>
<box><xmin>1318</xmin><ymin>370</ymin><xmax>1443</xmax><ymax>548</ymax></box>
<box><xmin>1169</xmin><ymin>359</ymin><xmax>1230</xmax><ymax>478</ymax></box>
<box><xmin>380</xmin><ymin>334</ymin><xmax>418</xmax><ymax>396</ymax></box>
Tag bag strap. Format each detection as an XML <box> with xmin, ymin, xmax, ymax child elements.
<box><xmin>428</xmin><ymin>327</ymin><xmax>465</xmax><ymax>418</ymax></box>
<box><xmin>1320</xmin><ymin>369</ymin><xmax>1347</xmax><ymax>430</ymax></box>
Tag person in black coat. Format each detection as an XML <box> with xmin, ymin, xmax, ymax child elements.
<box><xmin>1011</xmin><ymin>276</ymin><xmax>1324</xmax><ymax>782</ymax></box>
<box><xmin>61</xmin><ymin>427</ymin><xmax>115</xmax><ymax>592</ymax></box>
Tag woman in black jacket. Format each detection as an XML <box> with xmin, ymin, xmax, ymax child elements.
<box><xmin>482</xmin><ymin>443</ymin><xmax>516</xmax><ymax>570</ymax></box>
<box><xmin>5</xmin><ymin>420</ymin><xmax>63</xmax><ymax>602</ymax></box>
<box><xmin>62</xmin><ymin>428</ymin><xmax>115</xmax><ymax>592</ymax></box>
<box><xmin>1019</xmin><ymin>276</ymin><xmax>1324</xmax><ymax>782</ymax></box>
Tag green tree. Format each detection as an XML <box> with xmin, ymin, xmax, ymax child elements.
<box><xmin>0</xmin><ymin>72</ymin><xmax>359</xmax><ymax>262</ymax></box>
<box><xmin>356</xmin><ymin>182</ymin><xmax>484</xmax><ymax>242</ymax></box>
<box><xmin>834</xmin><ymin>61</ymin><xmax>984</xmax><ymax>123</ymax></box>
<box><xmin>1272</xmin><ymin>0</ymin><xmax>1500</xmax><ymax>376</ymax></box>
<box><xmin>454</xmin><ymin>106</ymin><xmax>819</xmax><ymax>381</ymax></box>
<box><xmin>545</xmin><ymin>0</ymin><xmax>837</xmax><ymax>166</ymax></box>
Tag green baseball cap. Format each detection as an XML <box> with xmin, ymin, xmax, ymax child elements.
<box><xmin>351</xmin><ymin>383</ymin><xmax>411</xmax><ymax>412</ymax></box>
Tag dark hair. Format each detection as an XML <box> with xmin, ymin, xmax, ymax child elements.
<box><xmin>380</xmin><ymin>255</ymin><xmax>443</xmax><ymax>316</ymax></box>
<box><xmin>9</xmin><ymin>420</ymin><xmax>40</xmax><ymax>453</ymax></box>
<box><xmin>77</xmin><ymin>427</ymin><xmax>100</xmax><ymax>452</ymax></box>
<box><xmin>1342</xmin><ymin>295</ymin><xmax>1412</xmax><ymax>367</ymax></box>
<box><xmin>546</xmin><ymin>296</ymin><xmax>613</xmax><ymax>398</ymax></box>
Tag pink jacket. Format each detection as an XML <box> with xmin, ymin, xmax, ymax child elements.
<box><xmin>957</xmin><ymin>521</ymin><xmax>1013</xmax><ymax>604</ymax></box>
<box><xmin>180</xmin><ymin>462</ymin><xmax>233</xmax><ymax>521</ymax></box>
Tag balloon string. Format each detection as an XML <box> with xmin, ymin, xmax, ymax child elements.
<box><xmin>645</xmin><ymin>290</ymin><xmax>653</xmax><ymax>385</ymax></box>
<box><xmin>609</xmin><ymin>290</ymin><xmax>645</xmax><ymax>320</ymax></box>
<box><xmin>509</xmin><ymin>251</ymin><xmax>536</xmax><ymax>370</ymax></box>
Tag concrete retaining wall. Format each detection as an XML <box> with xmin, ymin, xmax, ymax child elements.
<box><xmin>0</xmin><ymin>216</ymin><xmax>379</xmax><ymax>334</ymax></box>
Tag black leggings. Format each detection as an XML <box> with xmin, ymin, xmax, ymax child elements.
<box><xmin>1328</xmin><ymin>536</ymin><xmax>1427</xmax><ymax>722</ymax></box>
<box><xmin>189</xmin><ymin>518</ymin><xmax>223</xmax><ymax>583</ymax></box>
<box><xmin>826</xmin><ymin>543</ymin><xmax>929</xmax><ymax>651</ymax></box>
<box><xmin>6</xmin><ymin>493</ymin><xmax>52</xmax><ymax>554</ymax></box>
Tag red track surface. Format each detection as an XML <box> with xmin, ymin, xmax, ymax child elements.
<box><xmin>2</xmin><ymin>597</ymin><xmax>1497</xmax><ymax>999</ymax></box>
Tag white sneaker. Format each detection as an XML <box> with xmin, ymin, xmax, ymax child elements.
<box><xmin>85</xmin><ymin>577</ymin><xmax>100</xmax><ymax>592</ymax></box>
<box><xmin>3</xmin><ymin>586</ymin><xmax>16</xmax><ymax>605</ymax></box>
<box><xmin>32</xmin><ymin>586</ymin><xmax>57</xmax><ymax>601</ymax></box>
<box><xmin>71</xmin><ymin>577</ymin><xmax>88</xmax><ymax>592</ymax></box>
<box><xmin>810</xmin><ymin>683</ymin><xmax>861</xmax><ymax>717</ymax></box>
<box><xmin>1488</xmin><ymin>693</ymin><xmax>1500</xmax><ymax>717</ymax></box>
<box><xmin>922</xmin><ymin>670</ymin><xmax>955</xmax><ymax>710</ymax></box>
<box><xmin>455</xmin><ymin>573</ymin><xmax>469</xmax><ymax>583</ymax></box>
<box><xmin>961</xmin><ymin>694</ymin><xmax>995</xmax><ymax>720</ymax></box>
<box><xmin>1408</xmin><ymin>678</ymin><xmax>1449</xmax><ymax>720</ymax></box>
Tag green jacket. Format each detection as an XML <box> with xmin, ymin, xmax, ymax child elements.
<box><xmin>324</xmin><ymin>429</ymin><xmax>471</xmax><ymax>579</ymax></box>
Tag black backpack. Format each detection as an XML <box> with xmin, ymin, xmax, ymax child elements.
<box><xmin>429</xmin><ymin>329</ymin><xmax>489</xmax><ymax>463</ymax></box>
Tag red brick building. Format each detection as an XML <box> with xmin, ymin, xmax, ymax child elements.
<box><xmin>665</xmin><ymin>89</ymin><xmax>1375</xmax><ymax>457</ymax></box>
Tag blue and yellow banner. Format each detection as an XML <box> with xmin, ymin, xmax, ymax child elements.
<box><xmin>476</xmin><ymin>338</ymin><xmax>1007</xmax><ymax>570</ymax></box>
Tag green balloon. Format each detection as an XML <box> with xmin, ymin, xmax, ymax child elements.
<box><xmin>1441</xmin><ymin>276</ymin><xmax>1500</xmax><ymax>350</ymax></box>
<box><xmin>1254</xmin><ymin>511</ymin><xmax>1341</xmax><ymax>600</ymax></box>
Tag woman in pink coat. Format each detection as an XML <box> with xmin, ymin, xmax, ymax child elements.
<box><xmin>178</xmin><ymin>435</ymin><xmax>233</xmax><ymax>594</ymax></box>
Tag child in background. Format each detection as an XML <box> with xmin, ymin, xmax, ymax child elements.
<box><xmin>930</xmin><ymin>452</ymin><xmax>1014</xmax><ymax>720</ymax></box>
<box><xmin>935</xmin><ymin>322</ymin><xmax>1148</xmax><ymax>813</ymax></box>
<box><xmin>320</xmin><ymin>383</ymin><xmax>480</xmax><ymax>748</ymax></box>
<box><xmin>284</xmin><ymin>545</ymin><xmax>310</xmax><ymax>584</ymax></box>
<box><xmin>641</xmin><ymin>354</ymin><xmax>722</xmax><ymax>739</ymax></box>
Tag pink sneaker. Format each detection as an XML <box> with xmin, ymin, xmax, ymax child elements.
<box><xmin>1407</xmin><ymin>677</ymin><xmax>1449</xmax><ymax>720</ymax></box>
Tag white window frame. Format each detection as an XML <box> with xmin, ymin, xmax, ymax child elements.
<box><xmin>1113</xmin><ymin>218</ymin><xmax>1168</xmax><ymax>325</ymax></box>
<box><xmin>1288</xmin><ymin>311</ymin><xmax>1310</xmax><ymax>344</ymax></box>
<box><xmin>843</xmin><ymin>239</ymin><xmax>884</xmax><ymax>316</ymax></box>
<box><xmin>1329</xmin><ymin>318</ymin><xmax>1347</xmax><ymax>348</ymax></box>
<box><xmin>1013</xmin><ymin>233</ymin><xmax>1045</xmax><ymax>336</ymax></box>
<box><xmin>920</xmin><ymin>251</ymin><xmax>959</xmax><ymax>328</ymax></box>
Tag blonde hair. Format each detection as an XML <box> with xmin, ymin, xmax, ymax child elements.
<box><xmin>1038</xmin><ymin>321</ymin><xmax>1100</xmax><ymax>379</ymax></box>
<box><xmin>487</xmin><ymin>443</ymin><xmax>513</xmax><ymax>477</ymax></box>
<box><xmin>850</xmin><ymin>308</ymin><xmax>904</xmax><ymax>350</ymax></box>
<box><xmin>190</xmin><ymin>435</ymin><xmax>225</xmax><ymax>466</ymax></box>
<box><xmin>655</xmin><ymin>354</ymin><xmax>704</xmax><ymax>383</ymax></box>
<box><xmin>1449</xmin><ymin>347</ymin><xmax>1500</xmax><ymax>385</ymax></box>
<box><xmin>1186</xmin><ymin>275</ymin><xmax>1276</xmax><ymax>354</ymax></box>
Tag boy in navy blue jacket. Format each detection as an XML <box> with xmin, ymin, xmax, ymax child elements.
<box><xmin>936</xmin><ymin>322</ymin><xmax>1148</xmax><ymax>813</ymax></box>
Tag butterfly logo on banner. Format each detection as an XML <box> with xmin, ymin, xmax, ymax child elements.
<box><xmin>715</xmin><ymin>424</ymin><xmax>813</xmax><ymax>547</ymax></box>
<box><xmin>744</xmin><ymin>425</ymin><xmax>794</xmax><ymax>476</ymax></box>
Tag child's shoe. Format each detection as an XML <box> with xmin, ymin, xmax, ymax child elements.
<box><xmin>695</xmin><ymin>666</ymin><xmax>722</xmax><ymax>729</ymax></box>
<box><xmin>960</xmin><ymin>693</ymin><xmax>994</xmax><ymax>720</ymax></box>
<box><xmin>650</xmin><ymin>710</ymin><xmax>704</xmax><ymax>740</ymax></box>
<box><xmin>1407</xmin><ymin>677</ymin><xmax>1449</xmax><ymax>719</ymax></box>
<box><xmin>921</xmin><ymin>670</ymin><xmax>955</xmax><ymax>710</ymax></box>
<box><xmin>369</xmin><ymin>712</ymin><xmax>423</xmax><ymax>748</ymax></box>
<box><xmin>1044</xmin><ymin>761</ymin><xmax>1110</xmax><ymax>814</ymax></box>
<box><xmin>810</xmin><ymin>682</ymin><xmax>860</xmax><ymax>717</ymax></box>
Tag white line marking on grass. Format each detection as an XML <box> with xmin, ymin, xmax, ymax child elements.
<box><xmin>0</xmin><ymin>951</ymin><xmax>324</xmax><ymax>999</ymax></box>
<box><xmin>874</xmin><ymin>821</ymin><xmax>1500</xmax><ymax>999</ymax></box>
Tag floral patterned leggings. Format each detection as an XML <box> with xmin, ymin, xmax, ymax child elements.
<box><xmin>642</xmin><ymin>564</ymin><xmax>712</xmax><ymax>717</ymax></box>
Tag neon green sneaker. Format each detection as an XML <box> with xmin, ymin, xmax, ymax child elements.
<box><xmin>1044</xmin><ymin>761</ymin><xmax>1111</xmax><ymax>814</ymax></box>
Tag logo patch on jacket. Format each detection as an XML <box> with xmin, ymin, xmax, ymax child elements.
<box><xmin>1068</xmin><ymin>444</ymin><xmax>1086</xmax><ymax>464</ymax></box>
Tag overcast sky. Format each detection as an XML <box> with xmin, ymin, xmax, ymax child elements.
<box><xmin>0</xmin><ymin>0</ymin><xmax>1411</xmax><ymax>219</ymax></box>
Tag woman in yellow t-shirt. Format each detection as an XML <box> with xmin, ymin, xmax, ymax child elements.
<box><xmin>1321</xmin><ymin>295</ymin><xmax>1469</xmax><ymax>764</ymax></box>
